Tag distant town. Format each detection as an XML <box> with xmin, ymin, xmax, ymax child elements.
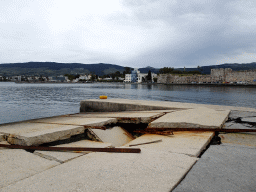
<box><xmin>1</xmin><ymin>67</ymin><xmax>256</xmax><ymax>85</ymax></box>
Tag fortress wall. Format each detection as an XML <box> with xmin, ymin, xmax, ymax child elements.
<box><xmin>157</xmin><ymin>74</ymin><xmax>168</xmax><ymax>84</ymax></box>
<box><xmin>157</xmin><ymin>68</ymin><xmax>256</xmax><ymax>84</ymax></box>
<box><xmin>199</xmin><ymin>75</ymin><xmax>211</xmax><ymax>83</ymax></box>
<box><xmin>173</xmin><ymin>76</ymin><xmax>188</xmax><ymax>84</ymax></box>
<box><xmin>226</xmin><ymin>71</ymin><xmax>256</xmax><ymax>83</ymax></box>
<box><xmin>211</xmin><ymin>68</ymin><xmax>225</xmax><ymax>82</ymax></box>
<box><xmin>186</xmin><ymin>75</ymin><xmax>199</xmax><ymax>83</ymax></box>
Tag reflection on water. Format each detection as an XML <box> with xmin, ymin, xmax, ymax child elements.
<box><xmin>1</xmin><ymin>82</ymin><xmax>256</xmax><ymax>124</ymax></box>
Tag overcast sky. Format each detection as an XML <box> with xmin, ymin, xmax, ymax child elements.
<box><xmin>1</xmin><ymin>0</ymin><xmax>256</xmax><ymax>68</ymax></box>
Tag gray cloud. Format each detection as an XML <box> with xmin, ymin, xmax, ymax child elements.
<box><xmin>119</xmin><ymin>0</ymin><xmax>256</xmax><ymax>67</ymax></box>
<box><xmin>0</xmin><ymin>0</ymin><xmax>256</xmax><ymax>68</ymax></box>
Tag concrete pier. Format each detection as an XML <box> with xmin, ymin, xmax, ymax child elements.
<box><xmin>0</xmin><ymin>99</ymin><xmax>255</xmax><ymax>191</ymax></box>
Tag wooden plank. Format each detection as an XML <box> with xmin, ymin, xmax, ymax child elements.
<box><xmin>129</xmin><ymin>139</ymin><xmax>162</xmax><ymax>147</ymax></box>
<box><xmin>0</xmin><ymin>144</ymin><xmax>141</xmax><ymax>153</ymax></box>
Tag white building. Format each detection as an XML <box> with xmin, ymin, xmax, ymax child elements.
<box><xmin>124</xmin><ymin>74</ymin><xmax>131</xmax><ymax>82</ymax></box>
<box><xmin>79</xmin><ymin>75</ymin><xmax>91</xmax><ymax>81</ymax></box>
<box><xmin>124</xmin><ymin>69</ymin><xmax>157</xmax><ymax>83</ymax></box>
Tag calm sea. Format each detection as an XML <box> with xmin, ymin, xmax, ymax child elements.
<box><xmin>1</xmin><ymin>82</ymin><xmax>256</xmax><ymax>124</ymax></box>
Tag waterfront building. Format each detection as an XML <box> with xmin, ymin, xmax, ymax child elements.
<box><xmin>124</xmin><ymin>74</ymin><xmax>131</xmax><ymax>82</ymax></box>
<box><xmin>79</xmin><ymin>75</ymin><xmax>91</xmax><ymax>81</ymax></box>
<box><xmin>49</xmin><ymin>76</ymin><xmax>67</xmax><ymax>82</ymax></box>
<box><xmin>124</xmin><ymin>68</ymin><xmax>157</xmax><ymax>83</ymax></box>
<box><xmin>131</xmin><ymin>68</ymin><xmax>139</xmax><ymax>83</ymax></box>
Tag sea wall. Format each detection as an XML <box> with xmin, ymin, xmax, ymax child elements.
<box><xmin>157</xmin><ymin>68</ymin><xmax>256</xmax><ymax>84</ymax></box>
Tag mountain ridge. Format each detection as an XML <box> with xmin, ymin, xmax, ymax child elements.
<box><xmin>0</xmin><ymin>61</ymin><xmax>256</xmax><ymax>76</ymax></box>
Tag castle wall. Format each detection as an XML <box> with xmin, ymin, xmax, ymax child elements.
<box><xmin>226</xmin><ymin>70</ymin><xmax>256</xmax><ymax>83</ymax></box>
<box><xmin>157</xmin><ymin>74</ymin><xmax>168</xmax><ymax>84</ymax></box>
<box><xmin>157</xmin><ymin>68</ymin><xmax>256</xmax><ymax>84</ymax></box>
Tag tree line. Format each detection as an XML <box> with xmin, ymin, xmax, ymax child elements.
<box><xmin>158</xmin><ymin>67</ymin><xmax>201</xmax><ymax>75</ymax></box>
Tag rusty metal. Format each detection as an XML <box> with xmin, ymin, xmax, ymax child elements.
<box><xmin>84</xmin><ymin>125</ymin><xmax>106</xmax><ymax>130</ymax></box>
<box><xmin>134</xmin><ymin>130</ymin><xmax>174</xmax><ymax>135</ymax></box>
<box><xmin>145</xmin><ymin>127</ymin><xmax>256</xmax><ymax>133</ymax></box>
<box><xmin>0</xmin><ymin>144</ymin><xmax>141</xmax><ymax>153</ymax></box>
<box><xmin>129</xmin><ymin>139</ymin><xmax>162</xmax><ymax>147</ymax></box>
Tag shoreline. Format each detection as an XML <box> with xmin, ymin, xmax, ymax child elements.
<box><xmin>12</xmin><ymin>81</ymin><xmax>256</xmax><ymax>87</ymax></box>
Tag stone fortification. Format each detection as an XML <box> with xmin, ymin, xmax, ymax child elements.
<box><xmin>157</xmin><ymin>68</ymin><xmax>256</xmax><ymax>84</ymax></box>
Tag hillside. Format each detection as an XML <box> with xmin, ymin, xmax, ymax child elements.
<box><xmin>176</xmin><ymin>62</ymin><xmax>256</xmax><ymax>74</ymax></box>
<box><xmin>0</xmin><ymin>61</ymin><xmax>256</xmax><ymax>77</ymax></box>
<box><xmin>0</xmin><ymin>62</ymin><xmax>125</xmax><ymax>76</ymax></box>
<box><xmin>0</xmin><ymin>62</ymin><xmax>161</xmax><ymax>77</ymax></box>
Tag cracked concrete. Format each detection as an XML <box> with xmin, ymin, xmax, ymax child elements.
<box><xmin>173</xmin><ymin>144</ymin><xmax>256</xmax><ymax>192</ymax></box>
<box><xmin>123</xmin><ymin>132</ymin><xmax>214</xmax><ymax>157</ymax></box>
<box><xmin>1</xmin><ymin>99</ymin><xmax>255</xmax><ymax>191</ymax></box>
<box><xmin>34</xmin><ymin>140</ymin><xmax>112</xmax><ymax>163</ymax></box>
<box><xmin>0</xmin><ymin>149</ymin><xmax>60</xmax><ymax>189</ymax></box>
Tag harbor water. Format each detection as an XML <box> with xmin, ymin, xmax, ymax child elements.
<box><xmin>1</xmin><ymin>82</ymin><xmax>256</xmax><ymax>124</ymax></box>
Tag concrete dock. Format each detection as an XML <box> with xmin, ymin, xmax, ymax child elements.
<box><xmin>0</xmin><ymin>99</ymin><xmax>255</xmax><ymax>191</ymax></box>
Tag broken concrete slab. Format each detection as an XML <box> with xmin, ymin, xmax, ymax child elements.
<box><xmin>0</xmin><ymin>134</ymin><xmax>4</xmax><ymax>142</ymax></box>
<box><xmin>1</xmin><ymin>148</ymin><xmax>198</xmax><ymax>192</ymax></box>
<box><xmin>71</xmin><ymin>111</ymin><xmax>164</xmax><ymax>124</ymax></box>
<box><xmin>124</xmin><ymin>132</ymin><xmax>214</xmax><ymax>157</ymax></box>
<box><xmin>223</xmin><ymin>122</ymin><xmax>252</xmax><ymax>129</ymax></box>
<box><xmin>149</xmin><ymin>107</ymin><xmax>230</xmax><ymax>129</ymax></box>
<box><xmin>0</xmin><ymin>149</ymin><xmax>60</xmax><ymax>189</ymax></box>
<box><xmin>87</xmin><ymin>126</ymin><xmax>134</xmax><ymax>147</ymax></box>
<box><xmin>126</xmin><ymin>109</ymin><xmax>176</xmax><ymax>113</ymax></box>
<box><xmin>219</xmin><ymin>133</ymin><xmax>256</xmax><ymax>147</ymax></box>
<box><xmin>31</xmin><ymin>117</ymin><xmax>117</xmax><ymax>126</ymax></box>
<box><xmin>34</xmin><ymin>140</ymin><xmax>112</xmax><ymax>163</ymax></box>
<box><xmin>0</xmin><ymin>122</ymin><xmax>81</xmax><ymax>135</ymax></box>
<box><xmin>0</xmin><ymin>123</ymin><xmax>84</xmax><ymax>146</ymax></box>
<box><xmin>80</xmin><ymin>99</ymin><xmax>256</xmax><ymax>113</ymax></box>
<box><xmin>173</xmin><ymin>144</ymin><xmax>256</xmax><ymax>192</ymax></box>
<box><xmin>223</xmin><ymin>121</ymin><xmax>256</xmax><ymax>135</ymax></box>
<box><xmin>0</xmin><ymin>141</ymin><xmax>10</xmax><ymax>150</ymax></box>
<box><xmin>242</xmin><ymin>117</ymin><xmax>256</xmax><ymax>123</ymax></box>
<box><xmin>228</xmin><ymin>110</ymin><xmax>256</xmax><ymax>119</ymax></box>
<box><xmin>80</xmin><ymin>98</ymin><xmax>190</xmax><ymax>112</ymax></box>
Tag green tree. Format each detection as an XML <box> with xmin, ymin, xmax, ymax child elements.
<box><xmin>64</xmin><ymin>74</ymin><xmax>75</xmax><ymax>80</ymax></box>
<box><xmin>159</xmin><ymin>67</ymin><xmax>174</xmax><ymax>74</ymax></box>
<box><xmin>123</xmin><ymin>67</ymin><xmax>132</xmax><ymax>76</ymax></box>
<box><xmin>147</xmin><ymin>70</ymin><xmax>152</xmax><ymax>81</ymax></box>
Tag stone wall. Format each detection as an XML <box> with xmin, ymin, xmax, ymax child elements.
<box><xmin>157</xmin><ymin>68</ymin><xmax>256</xmax><ymax>84</ymax></box>
<box><xmin>157</xmin><ymin>74</ymin><xmax>168</xmax><ymax>84</ymax></box>
<box><xmin>226</xmin><ymin>70</ymin><xmax>256</xmax><ymax>83</ymax></box>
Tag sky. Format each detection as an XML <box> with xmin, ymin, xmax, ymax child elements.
<box><xmin>1</xmin><ymin>0</ymin><xmax>256</xmax><ymax>68</ymax></box>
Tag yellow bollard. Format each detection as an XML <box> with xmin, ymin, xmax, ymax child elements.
<box><xmin>99</xmin><ymin>95</ymin><xmax>107</xmax><ymax>99</ymax></box>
